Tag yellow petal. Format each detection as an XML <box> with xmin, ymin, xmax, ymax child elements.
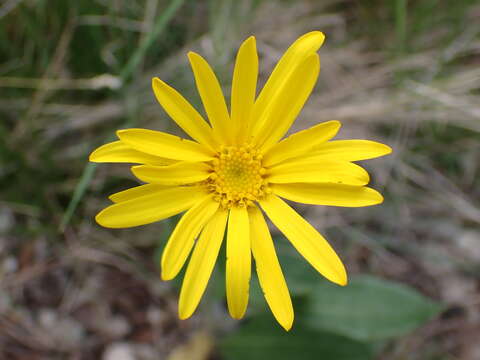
<box><xmin>161</xmin><ymin>196</ymin><xmax>219</xmax><ymax>280</ymax></box>
<box><xmin>249</xmin><ymin>206</ymin><xmax>293</xmax><ymax>331</ymax></box>
<box><xmin>260</xmin><ymin>195</ymin><xmax>347</xmax><ymax>286</ymax></box>
<box><xmin>131</xmin><ymin>162</ymin><xmax>211</xmax><ymax>185</ymax></box>
<box><xmin>117</xmin><ymin>128</ymin><xmax>215</xmax><ymax>162</ymax></box>
<box><xmin>109</xmin><ymin>184</ymin><xmax>169</xmax><ymax>203</ymax></box>
<box><xmin>252</xmin><ymin>53</ymin><xmax>320</xmax><ymax>151</ymax></box>
<box><xmin>312</xmin><ymin>140</ymin><xmax>393</xmax><ymax>161</ymax></box>
<box><xmin>179</xmin><ymin>209</ymin><xmax>228</xmax><ymax>319</ymax></box>
<box><xmin>231</xmin><ymin>36</ymin><xmax>258</xmax><ymax>143</ymax></box>
<box><xmin>267</xmin><ymin>159</ymin><xmax>370</xmax><ymax>185</ymax></box>
<box><xmin>252</xmin><ymin>31</ymin><xmax>325</xmax><ymax>136</ymax></box>
<box><xmin>89</xmin><ymin>140</ymin><xmax>173</xmax><ymax>165</ymax></box>
<box><xmin>96</xmin><ymin>186</ymin><xmax>203</xmax><ymax>228</ymax></box>
<box><xmin>188</xmin><ymin>52</ymin><xmax>232</xmax><ymax>143</ymax></box>
<box><xmin>226</xmin><ymin>206</ymin><xmax>251</xmax><ymax>319</ymax></box>
<box><xmin>272</xmin><ymin>183</ymin><xmax>384</xmax><ymax>207</ymax></box>
<box><xmin>152</xmin><ymin>78</ymin><xmax>217</xmax><ymax>150</ymax></box>
<box><xmin>263</xmin><ymin>121</ymin><xmax>341</xmax><ymax>167</ymax></box>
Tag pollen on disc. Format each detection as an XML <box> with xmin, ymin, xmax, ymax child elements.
<box><xmin>207</xmin><ymin>145</ymin><xmax>269</xmax><ymax>209</ymax></box>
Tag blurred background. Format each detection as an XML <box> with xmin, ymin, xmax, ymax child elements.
<box><xmin>1</xmin><ymin>0</ymin><xmax>479</xmax><ymax>359</ymax></box>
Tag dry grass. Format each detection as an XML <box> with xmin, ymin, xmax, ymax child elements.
<box><xmin>0</xmin><ymin>0</ymin><xmax>479</xmax><ymax>359</ymax></box>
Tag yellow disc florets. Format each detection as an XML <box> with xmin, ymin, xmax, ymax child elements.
<box><xmin>207</xmin><ymin>144</ymin><xmax>269</xmax><ymax>209</ymax></box>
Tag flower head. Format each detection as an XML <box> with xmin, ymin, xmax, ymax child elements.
<box><xmin>90</xmin><ymin>32</ymin><xmax>392</xmax><ymax>330</ymax></box>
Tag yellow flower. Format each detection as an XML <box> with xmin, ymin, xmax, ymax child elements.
<box><xmin>90</xmin><ymin>31</ymin><xmax>392</xmax><ymax>331</ymax></box>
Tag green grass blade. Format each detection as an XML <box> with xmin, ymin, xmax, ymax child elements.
<box><xmin>59</xmin><ymin>162</ymin><xmax>97</xmax><ymax>232</ymax></box>
<box><xmin>60</xmin><ymin>0</ymin><xmax>185</xmax><ymax>232</ymax></box>
<box><xmin>120</xmin><ymin>0</ymin><xmax>185</xmax><ymax>83</ymax></box>
<box><xmin>395</xmin><ymin>0</ymin><xmax>407</xmax><ymax>55</ymax></box>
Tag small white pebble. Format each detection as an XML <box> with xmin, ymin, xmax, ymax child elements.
<box><xmin>3</xmin><ymin>257</ymin><xmax>18</xmax><ymax>273</ymax></box>
<box><xmin>103</xmin><ymin>342</ymin><xmax>135</xmax><ymax>360</ymax></box>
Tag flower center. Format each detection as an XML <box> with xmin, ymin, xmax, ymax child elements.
<box><xmin>207</xmin><ymin>144</ymin><xmax>269</xmax><ymax>209</ymax></box>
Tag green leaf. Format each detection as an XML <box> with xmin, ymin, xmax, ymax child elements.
<box><xmin>220</xmin><ymin>314</ymin><xmax>372</xmax><ymax>360</ymax></box>
<box><xmin>303</xmin><ymin>275</ymin><xmax>442</xmax><ymax>341</ymax></box>
<box><xmin>274</xmin><ymin>236</ymin><xmax>320</xmax><ymax>295</ymax></box>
